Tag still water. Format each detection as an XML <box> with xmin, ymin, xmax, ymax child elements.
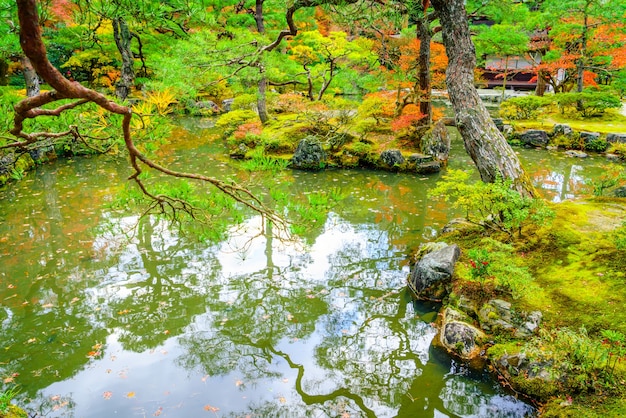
<box><xmin>0</xmin><ymin>120</ymin><xmax>610</xmax><ymax>417</ymax></box>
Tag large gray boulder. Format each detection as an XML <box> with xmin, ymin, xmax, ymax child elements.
<box><xmin>292</xmin><ymin>136</ymin><xmax>326</xmax><ymax>170</ymax></box>
<box><xmin>408</xmin><ymin>243</ymin><xmax>460</xmax><ymax>300</ymax></box>
<box><xmin>520</xmin><ymin>129</ymin><xmax>549</xmax><ymax>148</ymax></box>
<box><xmin>478</xmin><ymin>299</ymin><xmax>542</xmax><ymax>338</ymax></box>
<box><xmin>421</xmin><ymin>120</ymin><xmax>451</xmax><ymax>164</ymax></box>
<box><xmin>379</xmin><ymin>149</ymin><xmax>405</xmax><ymax>167</ymax></box>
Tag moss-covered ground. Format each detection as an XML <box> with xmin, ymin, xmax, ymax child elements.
<box><xmin>446</xmin><ymin>197</ymin><xmax>626</xmax><ymax>416</ymax></box>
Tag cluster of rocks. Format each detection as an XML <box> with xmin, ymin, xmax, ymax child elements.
<box><xmin>291</xmin><ymin>120</ymin><xmax>450</xmax><ymax>174</ymax></box>
<box><xmin>494</xmin><ymin>119</ymin><xmax>626</xmax><ymax>160</ymax></box>
<box><xmin>407</xmin><ymin>242</ymin><xmax>543</xmax><ymax>367</ymax></box>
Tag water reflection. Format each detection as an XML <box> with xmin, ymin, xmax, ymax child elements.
<box><xmin>7</xmin><ymin>124</ymin><xmax>616</xmax><ymax>417</ymax></box>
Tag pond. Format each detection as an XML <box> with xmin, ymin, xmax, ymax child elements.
<box><xmin>0</xmin><ymin>120</ymin><xmax>611</xmax><ymax>417</ymax></box>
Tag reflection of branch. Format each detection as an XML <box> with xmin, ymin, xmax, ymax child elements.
<box><xmin>264</xmin><ymin>344</ymin><xmax>377</xmax><ymax>418</ymax></box>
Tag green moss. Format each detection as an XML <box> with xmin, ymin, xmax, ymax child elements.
<box><xmin>511</xmin><ymin>376</ymin><xmax>559</xmax><ymax>402</ymax></box>
<box><xmin>0</xmin><ymin>404</ymin><xmax>28</xmax><ymax>418</ymax></box>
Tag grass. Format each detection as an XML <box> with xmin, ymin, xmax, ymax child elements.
<box><xmin>0</xmin><ymin>387</ymin><xmax>19</xmax><ymax>415</ymax></box>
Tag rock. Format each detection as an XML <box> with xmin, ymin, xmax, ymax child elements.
<box><xmin>502</xmin><ymin>124</ymin><xmax>514</xmax><ymax>136</ymax></box>
<box><xmin>615</xmin><ymin>186</ymin><xmax>626</xmax><ymax>198</ymax></box>
<box><xmin>292</xmin><ymin>136</ymin><xmax>327</xmax><ymax>170</ymax></box>
<box><xmin>379</xmin><ymin>149</ymin><xmax>405</xmax><ymax>167</ymax></box>
<box><xmin>229</xmin><ymin>143</ymin><xmax>249</xmax><ymax>159</ymax></box>
<box><xmin>441</xmin><ymin>218</ymin><xmax>478</xmax><ymax>235</ymax></box>
<box><xmin>436</xmin><ymin>307</ymin><xmax>486</xmax><ymax>362</ymax></box>
<box><xmin>606</xmin><ymin>133</ymin><xmax>626</xmax><ymax>144</ymax></box>
<box><xmin>222</xmin><ymin>98</ymin><xmax>234</xmax><ymax>112</ymax></box>
<box><xmin>580</xmin><ymin>131</ymin><xmax>600</xmax><ymax>142</ymax></box>
<box><xmin>194</xmin><ymin>100</ymin><xmax>220</xmax><ymax>112</ymax></box>
<box><xmin>565</xmin><ymin>150</ymin><xmax>588</xmax><ymax>158</ymax></box>
<box><xmin>407</xmin><ymin>153</ymin><xmax>433</xmax><ymax>164</ymax></box>
<box><xmin>421</xmin><ymin>120</ymin><xmax>451</xmax><ymax>164</ymax></box>
<box><xmin>606</xmin><ymin>153</ymin><xmax>622</xmax><ymax>162</ymax></box>
<box><xmin>478</xmin><ymin>299</ymin><xmax>542</xmax><ymax>338</ymax></box>
<box><xmin>516</xmin><ymin>310</ymin><xmax>543</xmax><ymax>338</ymax></box>
<box><xmin>520</xmin><ymin>129</ymin><xmax>549</xmax><ymax>148</ymax></box>
<box><xmin>416</xmin><ymin>161</ymin><xmax>441</xmax><ymax>174</ymax></box>
<box><xmin>408</xmin><ymin>243</ymin><xmax>460</xmax><ymax>300</ymax></box>
<box><xmin>553</xmin><ymin>124</ymin><xmax>573</xmax><ymax>136</ymax></box>
<box><xmin>478</xmin><ymin>299</ymin><xmax>515</xmax><ymax>333</ymax></box>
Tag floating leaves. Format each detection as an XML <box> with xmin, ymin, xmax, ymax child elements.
<box><xmin>126</xmin><ymin>391</ymin><xmax>136</xmax><ymax>398</ymax></box>
<box><xmin>103</xmin><ymin>391</ymin><xmax>112</xmax><ymax>400</ymax></box>
<box><xmin>203</xmin><ymin>404</ymin><xmax>219</xmax><ymax>412</ymax></box>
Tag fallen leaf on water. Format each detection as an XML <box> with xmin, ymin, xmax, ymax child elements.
<box><xmin>203</xmin><ymin>405</ymin><xmax>219</xmax><ymax>412</ymax></box>
<box><xmin>42</xmin><ymin>303</ymin><xmax>54</xmax><ymax>308</ymax></box>
<box><xmin>102</xmin><ymin>391</ymin><xmax>112</xmax><ymax>400</ymax></box>
<box><xmin>201</xmin><ymin>374</ymin><xmax>209</xmax><ymax>382</ymax></box>
<box><xmin>117</xmin><ymin>309</ymin><xmax>130</xmax><ymax>315</ymax></box>
<box><xmin>27</xmin><ymin>338</ymin><xmax>37</xmax><ymax>344</ymax></box>
<box><xmin>50</xmin><ymin>395</ymin><xmax>61</xmax><ymax>401</ymax></box>
<box><xmin>279</xmin><ymin>396</ymin><xmax>286</xmax><ymax>404</ymax></box>
<box><xmin>126</xmin><ymin>391</ymin><xmax>135</xmax><ymax>398</ymax></box>
<box><xmin>153</xmin><ymin>407</ymin><xmax>163</xmax><ymax>416</ymax></box>
<box><xmin>70</xmin><ymin>297</ymin><xmax>80</xmax><ymax>304</ymax></box>
<box><xmin>282</xmin><ymin>378</ymin><xmax>289</xmax><ymax>383</ymax></box>
<box><xmin>235</xmin><ymin>380</ymin><xmax>243</xmax><ymax>387</ymax></box>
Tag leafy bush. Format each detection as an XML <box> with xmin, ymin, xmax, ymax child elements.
<box><xmin>429</xmin><ymin>169</ymin><xmax>555</xmax><ymax>237</ymax></box>
<box><xmin>591</xmin><ymin>165</ymin><xmax>626</xmax><ymax>196</ymax></box>
<box><xmin>608</xmin><ymin>142</ymin><xmax>626</xmax><ymax>160</ymax></box>
<box><xmin>499</xmin><ymin>95</ymin><xmax>552</xmax><ymax>120</ymax></box>
<box><xmin>215</xmin><ymin>109</ymin><xmax>258</xmax><ymax>138</ymax></box>
<box><xmin>555</xmin><ymin>90</ymin><xmax>622</xmax><ymax>117</ymax></box>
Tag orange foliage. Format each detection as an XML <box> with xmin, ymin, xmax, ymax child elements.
<box><xmin>48</xmin><ymin>0</ymin><xmax>76</xmax><ymax>23</ymax></box>
<box><xmin>390</xmin><ymin>104</ymin><xmax>424</xmax><ymax>132</ymax></box>
<box><xmin>314</xmin><ymin>7</ymin><xmax>331</xmax><ymax>36</ymax></box>
<box><xmin>274</xmin><ymin>93</ymin><xmax>309</xmax><ymax>113</ymax></box>
<box><xmin>233</xmin><ymin>122</ymin><xmax>263</xmax><ymax>140</ymax></box>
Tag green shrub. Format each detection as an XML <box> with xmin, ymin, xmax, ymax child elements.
<box><xmin>584</xmin><ymin>137</ymin><xmax>608</xmax><ymax>152</ymax></box>
<box><xmin>429</xmin><ymin>169</ymin><xmax>555</xmax><ymax>237</ymax></box>
<box><xmin>499</xmin><ymin>95</ymin><xmax>552</xmax><ymax>120</ymax></box>
<box><xmin>215</xmin><ymin>109</ymin><xmax>258</xmax><ymax>138</ymax></box>
<box><xmin>591</xmin><ymin>165</ymin><xmax>626</xmax><ymax>196</ymax></box>
<box><xmin>555</xmin><ymin>90</ymin><xmax>622</xmax><ymax>117</ymax></box>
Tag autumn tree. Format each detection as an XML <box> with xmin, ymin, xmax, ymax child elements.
<box><xmin>430</xmin><ymin>0</ymin><xmax>536</xmax><ymax>197</ymax></box>
<box><xmin>540</xmin><ymin>0</ymin><xmax>626</xmax><ymax>94</ymax></box>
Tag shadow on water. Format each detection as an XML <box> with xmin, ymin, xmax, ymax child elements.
<box><xmin>0</xmin><ymin>117</ymin><xmax>610</xmax><ymax>417</ymax></box>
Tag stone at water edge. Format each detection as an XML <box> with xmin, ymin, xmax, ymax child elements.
<box><xmin>408</xmin><ymin>243</ymin><xmax>460</xmax><ymax>301</ymax></box>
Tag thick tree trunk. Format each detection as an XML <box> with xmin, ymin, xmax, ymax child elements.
<box><xmin>20</xmin><ymin>55</ymin><xmax>40</xmax><ymax>97</ymax></box>
<box><xmin>257</xmin><ymin>69</ymin><xmax>269</xmax><ymax>124</ymax></box>
<box><xmin>416</xmin><ymin>16</ymin><xmax>432</xmax><ymax>126</ymax></box>
<box><xmin>0</xmin><ymin>58</ymin><xmax>8</xmax><ymax>86</ymax></box>
<box><xmin>255</xmin><ymin>0</ymin><xmax>265</xmax><ymax>33</ymax></box>
<box><xmin>430</xmin><ymin>0</ymin><xmax>535</xmax><ymax>197</ymax></box>
<box><xmin>112</xmin><ymin>17</ymin><xmax>135</xmax><ymax>100</ymax></box>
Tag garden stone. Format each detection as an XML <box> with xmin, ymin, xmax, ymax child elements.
<box><xmin>222</xmin><ymin>98</ymin><xmax>234</xmax><ymax>112</ymax></box>
<box><xmin>436</xmin><ymin>307</ymin><xmax>486</xmax><ymax>361</ymax></box>
<box><xmin>379</xmin><ymin>149</ymin><xmax>405</xmax><ymax>167</ymax></box>
<box><xmin>515</xmin><ymin>311</ymin><xmax>543</xmax><ymax>338</ymax></box>
<box><xmin>416</xmin><ymin>161</ymin><xmax>441</xmax><ymax>174</ymax></box>
<box><xmin>552</xmin><ymin>124</ymin><xmax>573</xmax><ymax>136</ymax></box>
<box><xmin>565</xmin><ymin>150</ymin><xmax>588</xmax><ymax>158</ymax></box>
<box><xmin>292</xmin><ymin>136</ymin><xmax>327</xmax><ymax>170</ymax></box>
<box><xmin>492</xmin><ymin>118</ymin><xmax>504</xmax><ymax>132</ymax></box>
<box><xmin>229</xmin><ymin>143</ymin><xmax>249</xmax><ymax>159</ymax></box>
<box><xmin>408</xmin><ymin>243</ymin><xmax>460</xmax><ymax>300</ymax></box>
<box><xmin>520</xmin><ymin>129</ymin><xmax>549</xmax><ymax>147</ymax></box>
<box><xmin>615</xmin><ymin>186</ymin><xmax>626</xmax><ymax>198</ymax></box>
<box><xmin>606</xmin><ymin>154</ymin><xmax>622</xmax><ymax>162</ymax></box>
<box><xmin>408</xmin><ymin>153</ymin><xmax>433</xmax><ymax>164</ymax></box>
<box><xmin>606</xmin><ymin>133</ymin><xmax>626</xmax><ymax>144</ymax></box>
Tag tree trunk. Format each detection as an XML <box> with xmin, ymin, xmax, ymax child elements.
<box><xmin>416</xmin><ymin>16</ymin><xmax>432</xmax><ymax>126</ymax></box>
<box><xmin>255</xmin><ymin>0</ymin><xmax>265</xmax><ymax>33</ymax></box>
<box><xmin>535</xmin><ymin>70</ymin><xmax>547</xmax><ymax>96</ymax></box>
<box><xmin>430</xmin><ymin>0</ymin><xmax>535</xmax><ymax>197</ymax></box>
<box><xmin>112</xmin><ymin>16</ymin><xmax>135</xmax><ymax>100</ymax></box>
<box><xmin>0</xmin><ymin>58</ymin><xmax>7</xmax><ymax>85</ymax></box>
<box><xmin>20</xmin><ymin>55</ymin><xmax>40</xmax><ymax>97</ymax></box>
<box><xmin>257</xmin><ymin>68</ymin><xmax>269</xmax><ymax>124</ymax></box>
